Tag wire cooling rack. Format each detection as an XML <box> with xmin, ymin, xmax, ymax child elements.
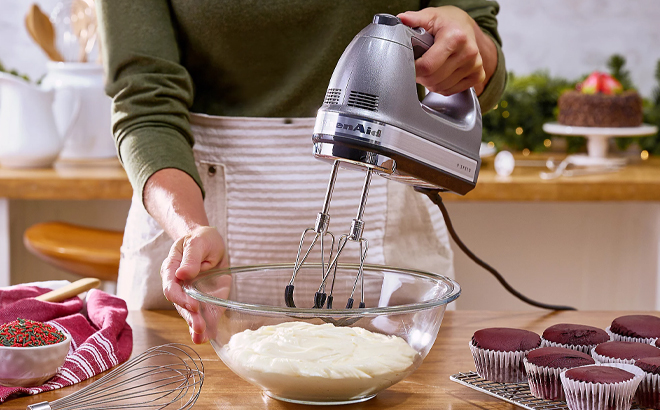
<box><xmin>450</xmin><ymin>371</ymin><xmax>645</xmax><ymax>410</ymax></box>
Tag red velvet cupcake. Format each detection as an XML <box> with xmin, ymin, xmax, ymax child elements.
<box><xmin>592</xmin><ymin>341</ymin><xmax>660</xmax><ymax>365</ymax></box>
<box><xmin>608</xmin><ymin>315</ymin><xmax>660</xmax><ymax>344</ymax></box>
<box><xmin>469</xmin><ymin>327</ymin><xmax>541</xmax><ymax>383</ymax></box>
<box><xmin>541</xmin><ymin>323</ymin><xmax>610</xmax><ymax>354</ymax></box>
<box><xmin>634</xmin><ymin>356</ymin><xmax>660</xmax><ymax>409</ymax></box>
<box><xmin>560</xmin><ymin>363</ymin><xmax>644</xmax><ymax>410</ymax></box>
<box><xmin>523</xmin><ymin>346</ymin><xmax>595</xmax><ymax>401</ymax></box>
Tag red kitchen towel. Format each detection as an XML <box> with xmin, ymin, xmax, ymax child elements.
<box><xmin>0</xmin><ymin>285</ymin><xmax>133</xmax><ymax>403</ymax></box>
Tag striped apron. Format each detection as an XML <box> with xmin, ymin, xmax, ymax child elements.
<box><xmin>117</xmin><ymin>114</ymin><xmax>453</xmax><ymax>310</ymax></box>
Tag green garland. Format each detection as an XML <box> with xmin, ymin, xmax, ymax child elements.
<box><xmin>483</xmin><ymin>55</ymin><xmax>660</xmax><ymax>154</ymax></box>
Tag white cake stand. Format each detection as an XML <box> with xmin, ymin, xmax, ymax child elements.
<box><xmin>543</xmin><ymin>122</ymin><xmax>658</xmax><ymax>167</ymax></box>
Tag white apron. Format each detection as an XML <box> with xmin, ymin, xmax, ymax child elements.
<box><xmin>117</xmin><ymin>114</ymin><xmax>454</xmax><ymax>310</ymax></box>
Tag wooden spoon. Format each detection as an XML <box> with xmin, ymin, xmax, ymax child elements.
<box><xmin>71</xmin><ymin>0</ymin><xmax>96</xmax><ymax>62</ymax></box>
<box><xmin>25</xmin><ymin>4</ymin><xmax>65</xmax><ymax>62</ymax></box>
<box><xmin>35</xmin><ymin>278</ymin><xmax>101</xmax><ymax>302</ymax></box>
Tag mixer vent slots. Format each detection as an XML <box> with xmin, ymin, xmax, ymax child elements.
<box><xmin>324</xmin><ymin>88</ymin><xmax>342</xmax><ymax>105</ymax></box>
<box><xmin>347</xmin><ymin>91</ymin><xmax>379</xmax><ymax>111</ymax></box>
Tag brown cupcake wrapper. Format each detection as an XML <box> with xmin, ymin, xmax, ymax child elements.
<box><xmin>560</xmin><ymin>363</ymin><xmax>644</xmax><ymax>410</ymax></box>
<box><xmin>590</xmin><ymin>346</ymin><xmax>635</xmax><ymax>366</ymax></box>
<box><xmin>635</xmin><ymin>371</ymin><xmax>660</xmax><ymax>409</ymax></box>
<box><xmin>606</xmin><ymin>326</ymin><xmax>657</xmax><ymax>345</ymax></box>
<box><xmin>523</xmin><ymin>358</ymin><xmax>567</xmax><ymax>401</ymax></box>
<box><xmin>540</xmin><ymin>338</ymin><xmax>599</xmax><ymax>355</ymax></box>
<box><xmin>469</xmin><ymin>342</ymin><xmax>534</xmax><ymax>383</ymax></box>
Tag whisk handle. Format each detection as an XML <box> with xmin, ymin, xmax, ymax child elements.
<box><xmin>27</xmin><ymin>402</ymin><xmax>52</xmax><ymax>410</ymax></box>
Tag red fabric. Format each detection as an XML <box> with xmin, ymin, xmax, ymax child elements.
<box><xmin>0</xmin><ymin>286</ymin><xmax>133</xmax><ymax>403</ymax></box>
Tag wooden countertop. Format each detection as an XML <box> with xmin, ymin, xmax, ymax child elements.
<box><xmin>0</xmin><ymin>163</ymin><xmax>132</xmax><ymax>200</ymax></box>
<box><xmin>1</xmin><ymin>154</ymin><xmax>660</xmax><ymax>201</ymax></box>
<box><xmin>445</xmin><ymin>155</ymin><xmax>660</xmax><ymax>202</ymax></box>
<box><xmin>4</xmin><ymin>309</ymin><xmax>649</xmax><ymax>409</ymax></box>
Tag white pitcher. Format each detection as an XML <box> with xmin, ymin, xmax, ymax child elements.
<box><xmin>42</xmin><ymin>62</ymin><xmax>116</xmax><ymax>161</ymax></box>
<box><xmin>0</xmin><ymin>73</ymin><xmax>79</xmax><ymax>168</ymax></box>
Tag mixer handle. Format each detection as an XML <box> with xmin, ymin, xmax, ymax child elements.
<box><xmin>394</xmin><ymin>16</ymin><xmax>479</xmax><ymax>124</ymax></box>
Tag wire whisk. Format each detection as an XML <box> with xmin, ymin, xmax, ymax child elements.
<box><xmin>28</xmin><ymin>343</ymin><xmax>204</xmax><ymax>410</ymax></box>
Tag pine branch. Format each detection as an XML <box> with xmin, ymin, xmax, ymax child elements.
<box><xmin>607</xmin><ymin>54</ymin><xmax>634</xmax><ymax>90</ymax></box>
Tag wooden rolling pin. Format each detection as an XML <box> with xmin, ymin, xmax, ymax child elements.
<box><xmin>35</xmin><ymin>278</ymin><xmax>101</xmax><ymax>302</ymax></box>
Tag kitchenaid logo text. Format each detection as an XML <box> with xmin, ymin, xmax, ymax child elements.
<box><xmin>336</xmin><ymin>122</ymin><xmax>382</xmax><ymax>138</ymax></box>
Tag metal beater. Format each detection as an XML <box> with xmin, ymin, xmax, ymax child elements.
<box><xmin>285</xmin><ymin>13</ymin><xmax>483</xmax><ymax>309</ymax></box>
<box><xmin>28</xmin><ymin>344</ymin><xmax>204</xmax><ymax>410</ymax></box>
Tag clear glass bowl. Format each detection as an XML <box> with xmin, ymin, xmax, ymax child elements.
<box><xmin>184</xmin><ymin>263</ymin><xmax>460</xmax><ymax>405</ymax></box>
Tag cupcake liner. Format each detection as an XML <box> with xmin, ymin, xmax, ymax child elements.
<box><xmin>635</xmin><ymin>371</ymin><xmax>660</xmax><ymax>409</ymax></box>
<box><xmin>469</xmin><ymin>342</ymin><xmax>533</xmax><ymax>383</ymax></box>
<box><xmin>540</xmin><ymin>338</ymin><xmax>599</xmax><ymax>355</ymax></box>
<box><xmin>606</xmin><ymin>326</ymin><xmax>657</xmax><ymax>345</ymax></box>
<box><xmin>591</xmin><ymin>345</ymin><xmax>636</xmax><ymax>365</ymax></box>
<box><xmin>560</xmin><ymin>363</ymin><xmax>644</xmax><ymax>410</ymax></box>
<box><xmin>523</xmin><ymin>358</ymin><xmax>567</xmax><ymax>401</ymax></box>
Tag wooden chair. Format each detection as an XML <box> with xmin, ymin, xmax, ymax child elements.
<box><xmin>23</xmin><ymin>222</ymin><xmax>123</xmax><ymax>282</ymax></box>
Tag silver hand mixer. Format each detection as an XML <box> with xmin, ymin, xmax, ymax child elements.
<box><xmin>284</xmin><ymin>13</ymin><xmax>482</xmax><ymax>309</ymax></box>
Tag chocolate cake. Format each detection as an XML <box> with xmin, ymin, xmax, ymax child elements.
<box><xmin>634</xmin><ymin>357</ymin><xmax>660</xmax><ymax>408</ymax></box>
<box><xmin>542</xmin><ymin>323</ymin><xmax>609</xmax><ymax>353</ymax></box>
<box><xmin>470</xmin><ymin>328</ymin><xmax>541</xmax><ymax>383</ymax></box>
<box><xmin>471</xmin><ymin>328</ymin><xmax>541</xmax><ymax>352</ymax></box>
<box><xmin>610</xmin><ymin>315</ymin><xmax>660</xmax><ymax>341</ymax></box>
<box><xmin>593</xmin><ymin>341</ymin><xmax>660</xmax><ymax>364</ymax></box>
<box><xmin>524</xmin><ymin>347</ymin><xmax>595</xmax><ymax>401</ymax></box>
<box><xmin>564</xmin><ymin>365</ymin><xmax>635</xmax><ymax>384</ymax></box>
<box><xmin>557</xmin><ymin>90</ymin><xmax>643</xmax><ymax>128</ymax></box>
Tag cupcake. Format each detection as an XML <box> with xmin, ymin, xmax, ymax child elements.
<box><xmin>592</xmin><ymin>341</ymin><xmax>660</xmax><ymax>365</ymax></box>
<box><xmin>561</xmin><ymin>363</ymin><xmax>644</xmax><ymax>410</ymax></box>
<box><xmin>524</xmin><ymin>346</ymin><xmax>595</xmax><ymax>401</ymax></box>
<box><xmin>608</xmin><ymin>315</ymin><xmax>660</xmax><ymax>344</ymax></box>
<box><xmin>634</xmin><ymin>356</ymin><xmax>660</xmax><ymax>409</ymax></box>
<box><xmin>541</xmin><ymin>323</ymin><xmax>610</xmax><ymax>354</ymax></box>
<box><xmin>469</xmin><ymin>327</ymin><xmax>541</xmax><ymax>383</ymax></box>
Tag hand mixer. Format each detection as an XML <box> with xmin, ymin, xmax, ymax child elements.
<box><xmin>285</xmin><ymin>13</ymin><xmax>482</xmax><ymax>310</ymax></box>
<box><xmin>285</xmin><ymin>13</ymin><xmax>576</xmax><ymax>312</ymax></box>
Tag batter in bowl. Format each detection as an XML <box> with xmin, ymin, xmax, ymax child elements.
<box><xmin>220</xmin><ymin>321</ymin><xmax>419</xmax><ymax>402</ymax></box>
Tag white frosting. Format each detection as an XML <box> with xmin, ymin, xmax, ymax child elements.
<box><xmin>220</xmin><ymin>322</ymin><xmax>418</xmax><ymax>401</ymax></box>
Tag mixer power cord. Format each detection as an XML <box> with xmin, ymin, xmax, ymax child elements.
<box><xmin>417</xmin><ymin>188</ymin><xmax>576</xmax><ymax>311</ymax></box>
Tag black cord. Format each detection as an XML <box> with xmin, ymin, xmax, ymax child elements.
<box><xmin>416</xmin><ymin>187</ymin><xmax>576</xmax><ymax>311</ymax></box>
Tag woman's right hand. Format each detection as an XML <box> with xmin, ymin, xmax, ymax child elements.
<box><xmin>160</xmin><ymin>225</ymin><xmax>228</xmax><ymax>344</ymax></box>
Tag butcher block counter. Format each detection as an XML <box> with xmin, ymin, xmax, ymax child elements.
<box><xmin>4</xmin><ymin>309</ymin><xmax>649</xmax><ymax>409</ymax></box>
<box><xmin>0</xmin><ymin>155</ymin><xmax>659</xmax><ymax>201</ymax></box>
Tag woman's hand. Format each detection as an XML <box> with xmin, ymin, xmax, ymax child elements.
<box><xmin>160</xmin><ymin>226</ymin><xmax>228</xmax><ymax>344</ymax></box>
<box><xmin>398</xmin><ymin>6</ymin><xmax>497</xmax><ymax>96</ymax></box>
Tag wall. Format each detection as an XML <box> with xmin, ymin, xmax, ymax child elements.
<box><xmin>498</xmin><ymin>0</ymin><xmax>660</xmax><ymax>97</ymax></box>
<box><xmin>1</xmin><ymin>1</ymin><xmax>659</xmax><ymax>311</ymax></box>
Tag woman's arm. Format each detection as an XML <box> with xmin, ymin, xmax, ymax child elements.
<box><xmin>97</xmin><ymin>0</ymin><xmax>220</xmax><ymax>343</ymax></box>
<box><xmin>144</xmin><ymin>168</ymin><xmax>227</xmax><ymax>344</ymax></box>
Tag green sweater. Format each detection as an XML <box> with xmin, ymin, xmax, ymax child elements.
<box><xmin>97</xmin><ymin>0</ymin><xmax>506</xmax><ymax>198</ymax></box>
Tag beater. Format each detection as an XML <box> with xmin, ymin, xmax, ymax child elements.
<box><xmin>27</xmin><ymin>343</ymin><xmax>204</xmax><ymax>410</ymax></box>
<box><xmin>285</xmin><ymin>13</ymin><xmax>482</xmax><ymax>309</ymax></box>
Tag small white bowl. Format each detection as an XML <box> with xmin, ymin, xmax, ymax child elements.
<box><xmin>0</xmin><ymin>331</ymin><xmax>71</xmax><ymax>387</ymax></box>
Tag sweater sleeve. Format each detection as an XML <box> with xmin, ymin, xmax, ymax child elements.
<box><xmin>427</xmin><ymin>0</ymin><xmax>507</xmax><ymax>112</ymax></box>
<box><xmin>96</xmin><ymin>0</ymin><xmax>204</xmax><ymax>201</ymax></box>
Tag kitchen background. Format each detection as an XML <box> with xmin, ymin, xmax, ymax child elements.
<box><xmin>1</xmin><ymin>0</ymin><xmax>659</xmax><ymax>310</ymax></box>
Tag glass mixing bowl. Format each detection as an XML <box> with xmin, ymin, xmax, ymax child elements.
<box><xmin>184</xmin><ymin>263</ymin><xmax>460</xmax><ymax>405</ymax></box>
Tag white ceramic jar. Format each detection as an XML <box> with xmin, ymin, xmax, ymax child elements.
<box><xmin>42</xmin><ymin>62</ymin><xmax>116</xmax><ymax>161</ymax></box>
<box><xmin>0</xmin><ymin>73</ymin><xmax>69</xmax><ymax>168</ymax></box>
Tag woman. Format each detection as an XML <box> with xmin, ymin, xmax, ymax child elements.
<box><xmin>97</xmin><ymin>0</ymin><xmax>506</xmax><ymax>343</ymax></box>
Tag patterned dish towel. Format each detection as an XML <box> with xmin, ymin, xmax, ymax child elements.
<box><xmin>0</xmin><ymin>285</ymin><xmax>133</xmax><ymax>403</ymax></box>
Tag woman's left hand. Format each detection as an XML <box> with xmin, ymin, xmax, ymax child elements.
<box><xmin>398</xmin><ymin>6</ymin><xmax>497</xmax><ymax>96</ymax></box>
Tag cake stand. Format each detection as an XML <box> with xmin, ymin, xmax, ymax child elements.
<box><xmin>543</xmin><ymin>122</ymin><xmax>658</xmax><ymax>167</ymax></box>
